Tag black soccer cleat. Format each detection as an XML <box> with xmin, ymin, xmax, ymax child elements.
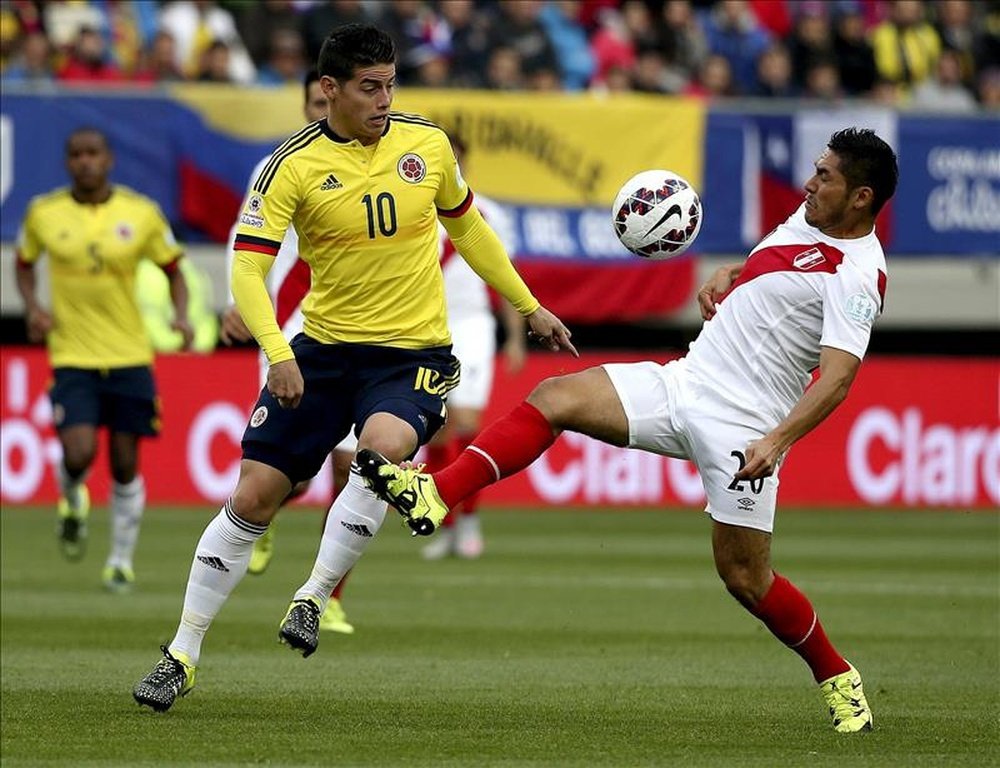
<box><xmin>278</xmin><ymin>598</ymin><xmax>321</xmax><ymax>657</ymax></box>
<box><xmin>133</xmin><ymin>645</ymin><xmax>197</xmax><ymax>713</ymax></box>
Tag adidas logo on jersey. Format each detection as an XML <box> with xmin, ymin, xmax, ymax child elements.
<box><xmin>340</xmin><ymin>521</ymin><xmax>373</xmax><ymax>537</ymax></box>
<box><xmin>319</xmin><ymin>173</ymin><xmax>342</xmax><ymax>191</ymax></box>
<box><xmin>197</xmin><ymin>555</ymin><xmax>230</xmax><ymax>572</ymax></box>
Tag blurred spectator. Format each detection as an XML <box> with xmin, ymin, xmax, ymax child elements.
<box><xmin>700</xmin><ymin>0</ymin><xmax>771</xmax><ymax>94</ymax></box>
<box><xmin>43</xmin><ymin>1</ymin><xmax>104</xmax><ymax>51</ymax></box>
<box><xmin>58</xmin><ymin>25</ymin><xmax>127</xmax><ymax>83</ymax></box>
<box><xmin>256</xmin><ymin>27</ymin><xmax>306</xmax><ymax>85</ymax></box>
<box><xmin>103</xmin><ymin>1</ymin><xmax>160</xmax><ymax>76</ymax></box>
<box><xmin>484</xmin><ymin>44</ymin><xmax>524</xmax><ymax>90</ymax></box>
<box><xmin>438</xmin><ymin>0</ymin><xmax>491</xmax><ymax>88</ymax></box>
<box><xmin>134</xmin><ymin>30</ymin><xmax>184</xmax><ymax>83</ymax></box>
<box><xmin>528</xmin><ymin>66</ymin><xmax>562</xmax><ymax>90</ymax></box>
<box><xmin>788</xmin><ymin>4</ymin><xmax>834</xmax><ymax>91</ymax></box>
<box><xmin>753</xmin><ymin>42</ymin><xmax>795</xmax><ymax>98</ymax></box>
<box><xmin>537</xmin><ymin>0</ymin><xmax>594</xmax><ymax>90</ymax></box>
<box><xmin>413</xmin><ymin>50</ymin><xmax>450</xmax><ymax>86</ymax></box>
<box><xmin>872</xmin><ymin>0</ymin><xmax>941</xmax><ymax>91</ymax></box>
<box><xmin>589</xmin><ymin>6</ymin><xmax>637</xmax><ymax>85</ymax></box>
<box><xmin>976</xmin><ymin>67</ymin><xmax>1000</xmax><ymax>109</ymax></box>
<box><xmin>302</xmin><ymin>0</ymin><xmax>369</xmax><ymax>63</ymax></box>
<box><xmin>974</xmin><ymin>3</ymin><xmax>1000</xmax><ymax>73</ymax></box>
<box><xmin>488</xmin><ymin>0</ymin><xmax>559</xmax><ymax>81</ymax></box>
<box><xmin>158</xmin><ymin>1</ymin><xmax>255</xmax><ymax>84</ymax></box>
<box><xmin>801</xmin><ymin>57</ymin><xmax>842</xmax><ymax>101</ymax></box>
<box><xmin>656</xmin><ymin>1</ymin><xmax>708</xmax><ymax>80</ymax></box>
<box><xmin>748</xmin><ymin>0</ymin><xmax>792</xmax><ymax>39</ymax></box>
<box><xmin>600</xmin><ymin>63</ymin><xmax>634</xmax><ymax>92</ymax></box>
<box><xmin>2</xmin><ymin>30</ymin><xmax>53</xmax><ymax>83</ymax></box>
<box><xmin>870</xmin><ymin>76</ymin><xmax>904</xmax><ymax>106</ymax></box>
<box><xmin>683</xmin><ymin>52</ymin><xmax>735</xmax><ymax>98</ymax></box>
<box><xmin>911</xmin><ymin>47</ymin><xmax>978</xmax><ymax>111</ymax></box>
<box><xmin>1</xmin><ymin>2</ymin><xmax>43</xmax><ymax>71</ymax></box>
<box><xmin>833</xmin><ymin>5</ymin><xmax>877</xmax><ymax>95</ymax></box>
<box><xmin>632</xmin><ymin>43</ymin><xmax>686</xmax><ymax>93</ymax></box>
<box><xmin>935</xmin><ymin>0</ymin><xmax>976</xmax><ymax>81</ymax></box>
<box><xmin>196</xmin><ymin>38</ymin><xmax>232</xmax><ymax>83</ymax></box>
<box><xmin>235</xmin><ymin>0</ymin><xmax>303</xmax><ymax>66</ymax></box>
<box><xmin>379</xmin><ymin>0</ymin><xmax>449</xmax><ymax>84</ymax></box>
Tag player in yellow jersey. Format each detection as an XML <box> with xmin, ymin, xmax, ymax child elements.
<box><xmin>15</xmin><ymin>128</ymin><xmax>193</xmax><ymax>592</ymax></box>
<box><xmin>133</xmin><ymin>23</ymin><xmax>574</xmax><ymax>712</ymax></box>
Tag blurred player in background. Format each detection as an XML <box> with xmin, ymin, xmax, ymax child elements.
<box><xmin>133</xmin><ymin>23</ymin><xmax>573</xmax><ymax>713</ymax></box>
<box><xmin>360</xmin><ymin>128</ymin><xmax>898</xmax><ymax>734</ymax></box>
<box><xmin>15</xmin><ymin>127</ymin><xmax>193</xmax><ymax>593</ymax></box>
<box><xmin>220</xmin><ymin>68</ymin><xmax>354</xmax><ymax>635</ymax></box>
<box><xmin>421</xmin><ymin>134</ymin><xmax>526</xmax><ymax>561</ymax></box>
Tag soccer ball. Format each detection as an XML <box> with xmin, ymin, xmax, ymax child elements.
<box><xmin>612</xmin><ymin>170</ymin><xmax>703</xmax><ymax>259</ymax></box>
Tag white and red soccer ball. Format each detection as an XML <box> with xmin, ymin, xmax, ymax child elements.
<box><xmin>612</xmin><ymin>170</ymin><xmax>703</xmax><ymax>260</ymax></box>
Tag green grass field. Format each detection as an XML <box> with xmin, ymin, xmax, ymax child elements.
<box><xmin>2</xmin><ymin>505</ymin><xmax>997</xmax><ymax>767</ymax></box>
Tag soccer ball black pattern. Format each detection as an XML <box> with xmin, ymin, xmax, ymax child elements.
<box><xmin>612</xmin><ymin>170</ymin><xmax>703</xmax><ymax>260</ymax></box>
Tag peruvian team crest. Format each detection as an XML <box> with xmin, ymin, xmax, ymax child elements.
<box><xmin>398</xmin><ymin>153</ymin><xmax>426</xmax><ymax>183</ymax></box>
<box><xmin>250</xmin><ymin>406</ymin><xmax>268</xmax><ymax>428</ymax></box>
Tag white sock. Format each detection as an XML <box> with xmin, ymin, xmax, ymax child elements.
<box><xmin>57</xmin><ymin>462</ymin><xmax>88</xmax><ymax>511</ymax></box>
<box><xmin>106</xmin><ymin>476</ymin><xmax>145</xmax><ymax>571</ymax></box>
<box><xmin>169</xmin><ymin>500</ymin><xmax>266</xmax><ymax>665</ymax></box>
<box><xmin>294</xmin><ymin>469</ymin><xmax>386</xmax><ymax>608</ymax></box>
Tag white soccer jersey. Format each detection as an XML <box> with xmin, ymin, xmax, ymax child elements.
<box><xmin>686</xmin><ymin>203</ymin><xmax>887</xmax><ymax>427</ymax></box>
<box><xmin>227</xmin><ymin>155</ymin><xmax>311</xmax><ymax>382</ymax></box>
<box><xmin>440</xmin><ymin>194</ymin><xmax>514</xmax><ymax>320</ymax></box>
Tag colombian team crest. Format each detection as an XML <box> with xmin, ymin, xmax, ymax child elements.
<box><xmin>250</xmin><ymin>406</ymin><xmax>268</xmax><ymax>428</ymax></box>
<box><xmin>398</xmin><ymin>153</ymin><xmax>426</xmax><ymax>183</ymax></box>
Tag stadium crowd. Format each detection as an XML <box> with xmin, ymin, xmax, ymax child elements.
<box><xmin>1</xmin><ymin>0</ymin><xmax>998</xmax><ymax>109</ymax></box>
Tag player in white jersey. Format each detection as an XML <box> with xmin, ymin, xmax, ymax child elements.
<box><xmin>359</xmin><ymin>128</ymin><xmax>898</xmax><ymax>733</ymax></box>
<box><xmin>421</xmin><ymin>135</ymin><xmax>526</xmax><ymax>560</ymax></box>
<box><xmin>220</xmin><ymin>69</ymin><xmax>354</xmax><ymax>634</ymax></box>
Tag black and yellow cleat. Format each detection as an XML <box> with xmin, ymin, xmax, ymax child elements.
<box><xmin>355</xmin><ymin>449</ymin><xmax>449</xmax><ymax>536</ymax></box>
<box><xmin>133</xmin><ymin>645</ymin><xmax>197</xmax><ymax>713</ymax></box>
<box><xmin>278</xmin><ymin>598</ymin><xmax>322</xmax><ymax>657</ymax></box>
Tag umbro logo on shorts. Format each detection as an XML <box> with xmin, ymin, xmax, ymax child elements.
<box><xmin>341</xmin><ymin>521</ymin><xmax>373</xmax><ymax>537</ymax></box>
<box><xmin>197</xmin><ymin>555</ymin><xmax>230</xmax><ymax>572</ymax></box>
<box><xmin>320</xmin><ymin>173</ymin><xmax>342</xmax><ymax>190</ymax></box>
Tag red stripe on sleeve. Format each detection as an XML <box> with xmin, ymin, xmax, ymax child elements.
<box><xmin>160</xmin><ymin>257</ymin><xmax>181</xmax><ymax>276</ymax></box>
<box><xmin>14</xmin><ymin>251</ymin><xmax>33</xmax><ymax>270</ymax></box>
<box><xmin>877</xmin><ymin>269</ymin><xmax>887</xmax><ymax>311</ymax></box>
<box><xmin>437</xmin><ymin>189</ymin><xmax>474</xmax><ymax>219</ymax></box>
<box><xmin>235</xmin><ymin>240</ymin><xmax>280</xmax><ymax>256</ymax></box>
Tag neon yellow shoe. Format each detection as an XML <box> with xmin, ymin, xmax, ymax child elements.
<box><xmin>102</xmin><ymin>564</ymin><xmax>135</xmax><ymax>594</ymax></box>
<box><xmin>356</xmin><ymin>449</ymin><xmax>449</xmax><ymax>536</ymax></box>
<box><xmin>133</xmin><ymin>645</ymin><xmax>197</xmax><ymax>712</ymax></box>
<box><xmin>57</xmin><ymin>485</ymin><xmax>90</xmax><ymax>561</ymax></box>
<box><xmin>820</xmin><ymin>664</ymin><xmax>873</xmax><ymax>733</ymax></box>
<box><xmin>248</xmin><ymin>525</ymin><xmax>275</xmax><ymax>575</ymax></box>
<box><xmin>319</xmin><ymin>597</ymin><xmax>355</xmax><ymax>634</ymax></box>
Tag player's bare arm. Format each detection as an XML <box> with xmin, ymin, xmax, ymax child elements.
<box><xmin>697</xmin><ymin>262</ymin><xmax>743</xmax><ymax>321</ymax></box>
<box><xmin>736</xmin><ymin>346</ymin><xmax>862</xmax><ymax>481</ymax></box>
<box><xmin>14</xmin><ymin>261</ymin><xmax>54</xmax><ymax>342</ymax></box>
<box><xmin>166</xmin><ymin>264</ymin><xmax>194</xmax><ymax>350</ymax></box>
<box><xmin>219</xmin><ymin>305</ymin><xmax>253</xmax><ymax>345</ymax></box>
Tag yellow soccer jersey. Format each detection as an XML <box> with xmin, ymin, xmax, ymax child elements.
<box><xmin>233</xmin><ymin>114</ymin><xmax>472</xmax><ymax>349</ymax></box>
<box><xmin>17</xmin><ymin>186</ymin><xmax>183</xmax><ymax>368</ymax></box>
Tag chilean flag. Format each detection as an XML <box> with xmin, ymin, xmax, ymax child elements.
<box><xmin>743</xmin><ymin>111</ymin><xmax>897</xmax><ymax>249</ymax></box>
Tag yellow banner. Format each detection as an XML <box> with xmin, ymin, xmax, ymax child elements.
<box><xmin>393</xmin><ymin>90</ymin><xmax>705</xmax><ymax>206</ymax></box>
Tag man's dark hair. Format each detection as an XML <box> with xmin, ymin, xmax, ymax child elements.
<box><xmin>317</xmin><ymin>24</ymin><xmax>396</xmax><ymax>81</ymax></box>
<box><xmin>66</xmin><ymin>127</ymin><xmax>109</xmax><ymax>153</ymax></box>
<box><xmin>303</xmin><ymin>68</ymin><xmax>320</xmax><ymax>97</ymax></box>
<box><xmin>827</xmin><ymin>127</ymin><xmax>898</xmax><ymax>216</ymax></box>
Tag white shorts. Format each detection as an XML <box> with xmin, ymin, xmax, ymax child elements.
<box><xmin>603</xmin><ymin>358</ymin><xmax>780</xmax><ymax>533</ymax></box>
<box><xmin>447</xmin><ymin>312</ymin><xmax>496</xmax><ymax>411</ymax></box>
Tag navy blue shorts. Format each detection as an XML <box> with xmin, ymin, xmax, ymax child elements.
<box><xmin>49</xmin><ymin>366</ymin><xmax>160</xmax><ymax>437</ymax></box>
<box><xmin>242</xmin><ymin>335</ymin><xmax>460</xmax><ymax>484</ymax></box>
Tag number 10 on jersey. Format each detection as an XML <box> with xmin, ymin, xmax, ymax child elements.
<box><xmin>362</xmin><ymin>193</ymin><xmax>397</xmax><ymax>239</ymax></box>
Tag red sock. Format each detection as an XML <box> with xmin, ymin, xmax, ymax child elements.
<box><xmin>434</xmin><ymin>402</ymin><xmax>555</xmax><ymax>509</ymax></box>
<box><xmin>331</xmin><ymin>568</ymin><xmax>351</xmax><ymax>600</ymax></box>
<box><xmin>424</xmin><ymin>443</ymin><xmax>456</xmax><ymax>527</ymax></box>
<box><xmin>451</xmin><ymin>434</ymin><xmax>481</xmax><ymax>516</ymax></box>
<box><xmin>752</xmin><ymin>572</ymin><xmax>850</xmax><ymax>683</ymax></box>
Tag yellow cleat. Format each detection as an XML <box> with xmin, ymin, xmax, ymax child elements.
<box><xmin>820</xmin><ymin>664</ymin><xmax>873</xmax><ymax>733</ymax></box>
<box><xmin>319</xmin><ymin>598</ymin><xmax>355</xmax><ymax>634</ymax></box>
<box><xmin>57</xmin><ymin>485</ymin><xmax>90</xmax><ymax>562</ymax></box>
<box><xmin>248</xmin><ymin>525</ymin><xmax>275</xmax><ymax>575</ymax></box>
<box><xmin>102</xmin><ymin>564</ymin><xmax>135</xmax><ymax>594</ymax></box>
<box><xmin>355</xmin><ymin>449</ymin><xmax>449</xmax><ymax>536</ymax></box>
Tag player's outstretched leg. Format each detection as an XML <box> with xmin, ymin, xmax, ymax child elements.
<box><xmin>819</xmin><ymin>664</ymin><xmax>873</xmax><ymax>733</ymax></box>
<box><xmin>355</xmin><ymin>449</ymin><xmax>448</xmax><ymax>536</ymax></box>
<box><xmin>278</xmin><ymin>598</ymin><xmax>322</xmax><ymax>656</ymax></box>
<box><xmin>133</xmin><ymin>645</ymin><xmax>197</xmax><ymax>713</ymax></box>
